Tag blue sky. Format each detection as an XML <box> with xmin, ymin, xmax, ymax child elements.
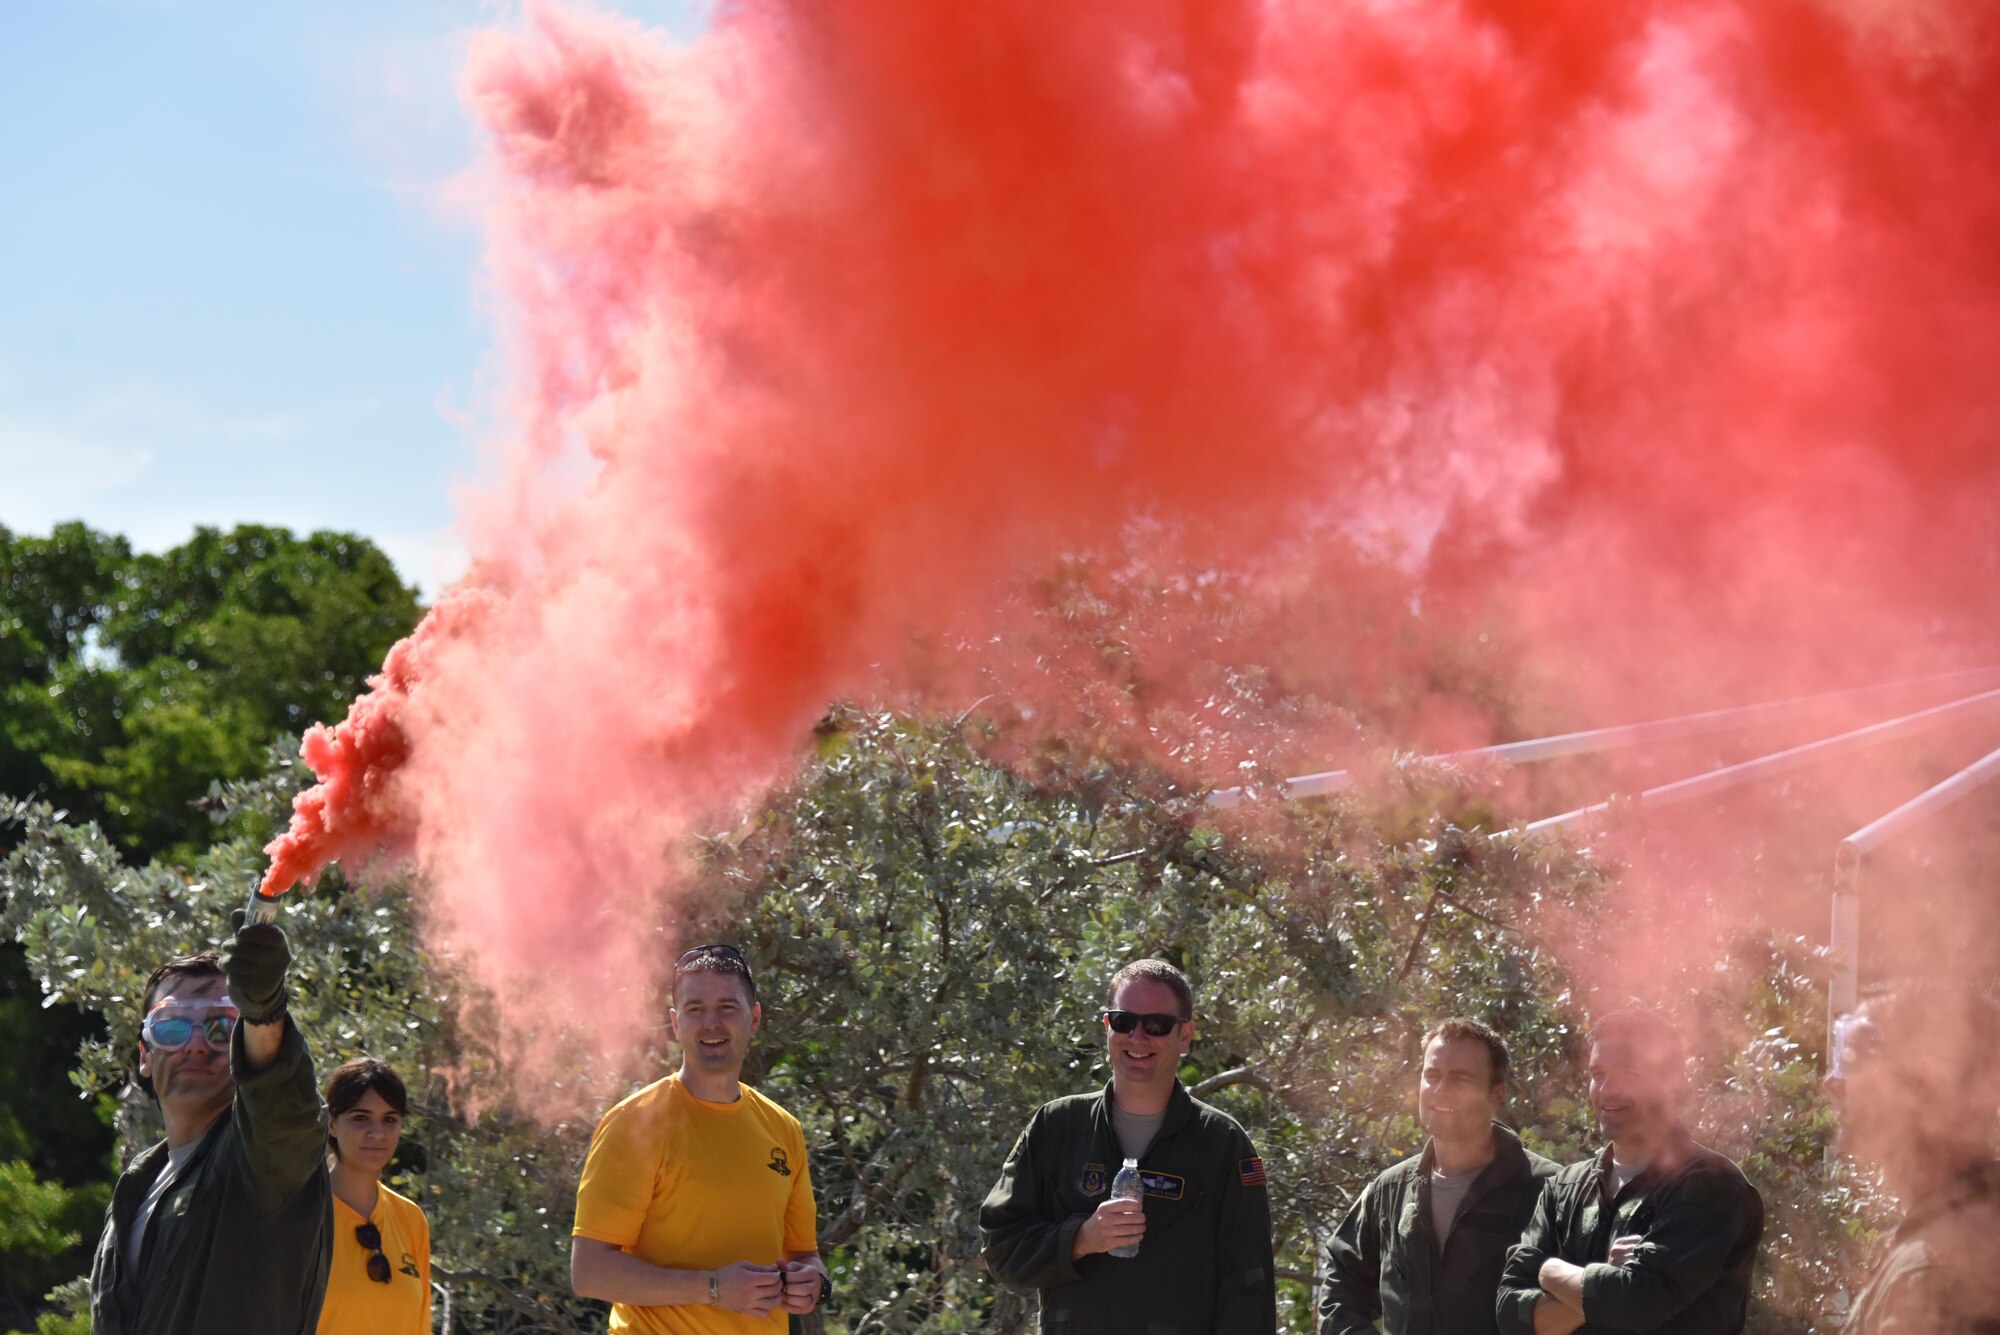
<box><xmin>0</xmin><ymin>0</ymin><xmax>705</xmax><ymax>595</ymax></box>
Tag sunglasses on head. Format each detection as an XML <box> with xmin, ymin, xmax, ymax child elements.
<box><xmin>355</xmin><ymin>1221</ymin><xmax>392</xmax><ymax>1284</ymax></box>
<box><xmin>142</xmin><ymin>1000</ymin><xmax>240</xmax><ymax>1051</ymax></box>
<box><xmin>675</xmin><ymin>943</ymin><xmax>755</xmax><ymax>990</ymax></box>
<box><xmin>1105</xmin><ymin>1010</ymin><xmax>1187</xmax><ymax>1038</ymax></box>
<box><xmin>675</xmin><ymin>943</ymin><xmax>747</xmax><ymax>969</ymax></box>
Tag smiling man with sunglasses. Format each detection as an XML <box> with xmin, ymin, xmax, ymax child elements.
<box><xmin>980</xmin><ymin>958</ymin><xmax>1278</xmax><ymax>1333</ymax></box>
<box><xmin>87</xmin><ymin>917</ymin><xmax>333</xmax><ymax>1335</ymax></box>
<box><xmin>571</xmin><ymin>944</ymin><xmax>827</xmax><ymax>1332</ymax></box>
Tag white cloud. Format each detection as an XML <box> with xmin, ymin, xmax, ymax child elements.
<box><xmin>26</xmin><ymin>377</ymin><xmax>383</xmax><ymax>449</ymax></box>
<box><xmin>0</xmin><ymin>422</ymin><xmax>157</xmax><ymax>529</ymax></box>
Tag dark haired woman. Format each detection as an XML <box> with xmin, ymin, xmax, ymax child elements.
<box><xmin>316</xmin><ymin>1057</ymin><xmax>431</xmax><ymax>1335</ymax></box>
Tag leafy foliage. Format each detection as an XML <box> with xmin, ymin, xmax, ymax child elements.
<box><xmin>0</xmin><ymin>521</ymin><xmax>421</xmax><ymax>1329</ymax></box>
<box><xmin>0</xmin><ymin>531</ymin><xmax>1873</xmax><ymax>1332</ymax></box>
<box><xmin>1</xmin><ymin>520</ymin><xmax>420</xmax><ymax>863</ymax></box>
<box><xmin>4</xmin><ymin>702</ymin><xmax>1877</xmax><ymax>1333</ymax></box>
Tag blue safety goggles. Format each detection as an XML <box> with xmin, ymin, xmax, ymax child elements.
<box><xmin>143</xmin><ymin>1000</ymin><xmax>240</xmax><ymax>1051</ymax></box>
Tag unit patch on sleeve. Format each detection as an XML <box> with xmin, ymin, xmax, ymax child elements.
<box><xmin>1239</xmin><ymin>1156</ymin><xmax>1268</xmax><ymax>1187</ymax></box>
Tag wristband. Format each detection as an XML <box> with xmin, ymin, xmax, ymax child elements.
<box><xmin>708</xmin><ymin>1272</ymin><xmax>719</xmax><ymax>1304</ymax></box>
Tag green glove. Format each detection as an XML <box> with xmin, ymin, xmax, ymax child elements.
<box><xmin>224</xmin><ymin>909</ymin><xmax>292</xmax><ymax>1026</ymax></box>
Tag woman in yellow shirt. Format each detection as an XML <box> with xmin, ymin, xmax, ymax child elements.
<box><xmin>315</xmin><ymin>1057</ymin><xmax>432</xmax><ymax>1335</ymax></box>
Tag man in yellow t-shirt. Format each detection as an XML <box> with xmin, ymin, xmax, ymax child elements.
<box><xmin>572</xmin><ymin>945</ymin><xmax>826</xmax><ymax>1332</ymax></box>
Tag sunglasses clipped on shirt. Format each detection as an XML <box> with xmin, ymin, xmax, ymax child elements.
<box><xmin>1105</xmin><ymin>1009</ymin><xmax>1189</xmax><ymax>1038</ymax></box>
<box><xmin>142</xmin><ymin>1000</ymin><xmax>240</xmax><ymax>1051</ymax></box>
<box><xmin>356</xmin><ymin>1221</ymin><xmax>392</xmax><ymax>1284</ymax></box>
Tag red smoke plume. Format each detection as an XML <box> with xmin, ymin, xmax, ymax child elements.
<box><xmin>266</xmin><ymin>0</ymin><xmax>2000</xmax><ymax>1050</ymax></box>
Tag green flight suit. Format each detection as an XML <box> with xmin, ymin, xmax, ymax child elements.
<box><xmin>1319</xmin><ymin>1123</ymin><xmax>1557</xmax><ymax>1335</ymax></box>
<box><xmin>89</xmin><ymin>1020</ymin><xmax>332</xmax><ymax>1335</ymax></box>
<box><xmin>980</xmin><ymin>1079</ymin><xmax>1277</xmax><ymax>1334</ymax></box>
<box><xmin>1495</xmin><ymin>1123</ymin><xmax>1763</xmax><ymax>1335</ymax></box>
<box><xmin>1845</xmin><ymin>1162</ymin><xmax>2000</xmax><ymax>1334</ymax></box>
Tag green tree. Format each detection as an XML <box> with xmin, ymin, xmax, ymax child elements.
<box><xmin>0</xmin><ymin>535</ymin><xmax>1872</xmax><ymax>1332</ymax></box>
<box><xmin>1</xmin><ymin>521</ymin><xmax>420</xmax><ymax>863</ymax></box>
<box><xmin>0</xmin><ymin>521</ymin><xmax>421</xmax><ymax>1329</ymax></box>
<box><xmin>5</xmin><ymin>706</ymin><xmax>1865</xmax><ymax>1333</ymax></box>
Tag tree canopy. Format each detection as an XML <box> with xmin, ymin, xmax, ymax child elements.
<box><xmin>0</xmin><ymin>529</ymin><xmax>1885</xmax><ymax>1333</ymax></box>
<box><xmin>0</xmin><ymin>521</ymin><xmax>421</xmax><ymax>1332</ymax></box>
<box><xmin>4</xmin><ymin>708</ymin><xmax>1868</xmax><ymax>1333</ymax></box>
<box><xmin>1</xmin><ymin>521</ymin><xmax>420</xmax><ymax>863</ymax></box>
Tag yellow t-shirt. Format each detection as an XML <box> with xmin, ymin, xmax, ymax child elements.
<box><xmin>316</xmin><ymin>1181</ymin><xmax>431</xmax><ymax>1335</ymax></box>
<box><xmin>573</xmin><ymin>1074</ymin><xmax>818</xmax><ymax>1335</ymax></box>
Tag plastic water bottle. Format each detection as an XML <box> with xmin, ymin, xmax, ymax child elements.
<box><xmin>1107</xmin><ymin>1157</ymin><xmax>1144</xmax><ymax>1258</ymax></box>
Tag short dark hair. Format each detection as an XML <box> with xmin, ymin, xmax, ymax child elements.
<box><xmin>1859</xmin><ymin>980</ymin><xmax>2000</xmax><ymax>1091</ymax></box>
<box><xmin>1422</xmin><ymin>1016</ymin><xmax>1510</xmax><ymax>1086</ymax></box>
<box><xmin>135</xmin><ymin>950</ymin><xmax>226</xmax><ymax>1099</ymax></box>
<box><xmin>1106</xmin><ymin>959</ymin><xmax>1194</xmax><ymax>1020</ymax></box>
<box><xmin>327</xmin><ymin>1056</ymin><xmax>410</xmax><ymax>1119</ymax></box>
<box><xmin>325</xmin><ymin>1057</ymin><xmax>410</xmax><ymax>1160</ymax></box>
<box><xmin>141</xmin><ymin>950</ymin><xmax>224</xmax><ymax>1015</ymax></box>
<box><xmin>674</xmin><ymin>945</ymin><xmax>757</xmax><ymax>1005</ymax></box>
<box><xmin>1588</xmin><ymin>1009</ymin><xmax>1685</xmax><ymax>1078</ymax></box>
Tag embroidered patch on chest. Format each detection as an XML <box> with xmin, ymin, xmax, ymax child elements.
<box><xmin>1078</xmin><ymin>1163</ymin><xmax>1108</xmax><ymax>1196</ymax></box>
<box><xmin>1239</xmin><ymin>1157</ymin><xmax>1267</xmax><ymax>1188</ymax></box>
<box><xmin>1141</xmin><ymin>1170</ymin><xmax>1186</xmax><ymax>1200</ymax></box>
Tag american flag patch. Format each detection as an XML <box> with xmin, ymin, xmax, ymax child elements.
<box><xmin>1239</xmin><ymin>1157</ymin><xmax>1267</xmax><ymax>1187</ymax></box>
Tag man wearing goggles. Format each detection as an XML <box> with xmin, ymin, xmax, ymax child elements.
<box><xmin>570</xmin><ymin>944</ymin><xmax>829</xmax><ymax>1330</ymax></box>
<box><xmin>1828</xmin><ymin>984</ymin><xmax>2000</xmax><ymax>1334</ymax></box>
<box><xmin>980</xmin><ymin>957</ymin><xmax>1278</xmax><ymax>1332</ymax></box>
<box><xmin>88</xmin><ymin>916</ymin><xmax>332</xmax><ymax>1335</ymax></box>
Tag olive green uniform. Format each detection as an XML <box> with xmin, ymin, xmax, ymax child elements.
<box><xmin>1319</xmin><ymin>1123</ymin><xmax>1557</xmax><ymax>1335</ymax></box>
<box><xmin>89</xmin><ymin>1021</ymin><xmax>332</xmax><ymax>1335</ymax></box>
<box><xmin>1495</xmin><ymin>1124</ymin><xmax>1762</xmax><ymax>1335</ymax></box>
<box><xmin>980</xmin><ymin>1080</ymin><xmax>1277</xmax><ymax>1334</ymax></box>
<box><xmin>1845</xmin><ymin>1163</ymin><xmax>2000</xmax><ymax>1334</ymax></box>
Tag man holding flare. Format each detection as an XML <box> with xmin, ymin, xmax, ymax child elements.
<box><xmin>88</xmin><ymin>914</ymin><xmax>333</xmax><ymax>1335</ymax></box>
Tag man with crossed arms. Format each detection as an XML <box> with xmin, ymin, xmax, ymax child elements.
<box><xmin>572</xmin><ymin>945</ymin><xmax>828</xmax><ymax>1332</ymax></box>
<box><xmin>1496</xmin><ymin>1010</ymin><xmax>1763</xmax><ymax>1335</ymax></box>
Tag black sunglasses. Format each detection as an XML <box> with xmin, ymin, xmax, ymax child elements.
<box><xmin>1105</xmin><ymin>1010</ymin><xmax>1187</xmax><ymax>1038</ymax></box>
<box><xmin>356</xmin><ymin>1221</ymin><xmax>392</xmax><ymax>1284</ymax></box>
